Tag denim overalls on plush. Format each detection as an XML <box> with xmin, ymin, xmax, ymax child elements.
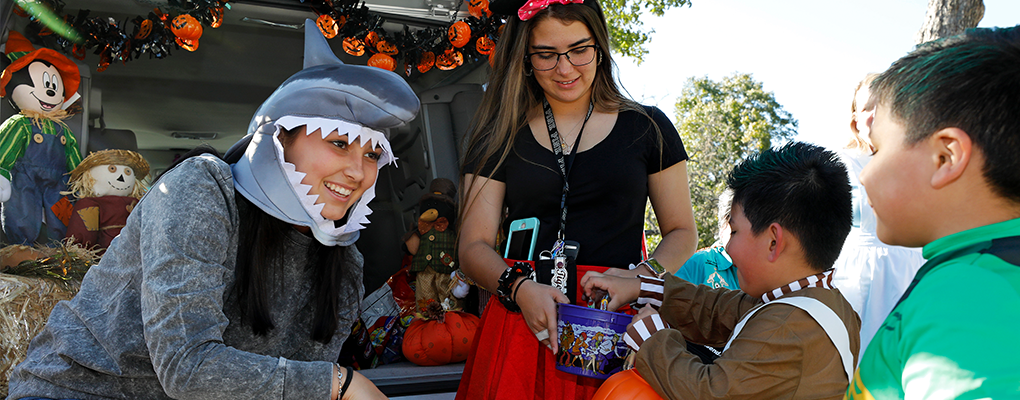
<box><xmin>1</xmin><ymin>122</ymin><xmax>73</xmax><ymax>244</ymax></box>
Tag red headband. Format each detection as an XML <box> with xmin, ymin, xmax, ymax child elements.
<box><xmin>518</xmin><ymin>0</ymin><xmax>585</xmax><ymax>20</ymax></box>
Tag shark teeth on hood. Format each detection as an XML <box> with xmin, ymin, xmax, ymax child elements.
<box><xmin>267</xmin><ymin>116</ymin><xmax>392</xmax><ymax>239</ymax></box>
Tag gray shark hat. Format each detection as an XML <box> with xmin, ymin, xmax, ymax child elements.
<box><xmin>231</xmin><ymin>20</ymin><xmax>420</xmax><ymax>246</ymax></box>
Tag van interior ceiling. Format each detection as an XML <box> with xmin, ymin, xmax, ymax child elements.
<box><xmin>0</xmin><ymin>0</ymin><xmax>488</xmax><ymax>295</ymax></box>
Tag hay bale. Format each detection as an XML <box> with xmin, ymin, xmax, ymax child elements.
<box><xmin>0</xmin><ymin>273</ymin><xmax>80</xmax><ymax>398</ymax></box>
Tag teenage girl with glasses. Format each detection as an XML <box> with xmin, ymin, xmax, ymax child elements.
<box><xmin>457</xmin><ymin>0</ymin><xmax>698</xmax><ymax>398</ymax></box>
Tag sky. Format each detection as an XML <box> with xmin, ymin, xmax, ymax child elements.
<box><xmin>613</xmin><ymin>0</ymin><xmax>1020</xmax><ymax>150</ymax></box>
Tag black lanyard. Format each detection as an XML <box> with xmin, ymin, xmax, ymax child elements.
<box><xmin>542</xmin><ymin>97</ymin><xmax>594</xmax><ymax>240</ymax></box>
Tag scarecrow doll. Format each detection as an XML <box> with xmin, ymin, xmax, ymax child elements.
<box><xmin>64</xmin><ymin>149</ymin><xmax>150</xmax><ymax>251</ymax></box>
<box><xmin>404</xmin><ymin>178</ymin><xmax>470</xmax><ymax>312</ymax></box>
<box><xmin>0</xmin><ymin>31</ymin><xmax>82</xmax><ymax>244</ymax></box>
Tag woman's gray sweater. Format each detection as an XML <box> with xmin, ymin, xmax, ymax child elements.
<box><xmin>8</xmin><ymin>155</ymin><xmax>364</xmax><ymax>400</ymax></box>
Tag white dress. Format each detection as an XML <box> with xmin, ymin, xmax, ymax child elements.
<box><xmin>832</xmin><ymin>150</ymin><xmax>925</xmax><ymax>360</ymax></box>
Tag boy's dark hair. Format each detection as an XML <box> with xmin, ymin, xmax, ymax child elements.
<box><xmin>869</xmin><ymin>25</ymin><xmax>1020</xmax><ymax>204</ymax></box>
<box><xmin>726</xmin><ymin>142</ymin><xmax>852</xmax><ymax>271</ymax></box>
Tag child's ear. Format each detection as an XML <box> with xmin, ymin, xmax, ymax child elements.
<box><xmin>767</xmin><ymin>223</ymin><xmax>784</xmax><ymax>262</ymax></box>
<box><xmin>930</xmin><ymin>127</ymin><xmax>972</xmax><ymax>189</ymax></box>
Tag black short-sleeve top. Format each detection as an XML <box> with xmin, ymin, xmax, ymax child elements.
<box><xmin>464</xmin><ymin>105</ymin><xmax>687</xmax><ymax>268</ymax></box>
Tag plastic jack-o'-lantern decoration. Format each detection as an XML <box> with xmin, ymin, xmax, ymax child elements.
<box><xmin>209</xmin><ymin>7</ymin><xmax>224</xmax><ymax>29</ymax></box>
<box><xmin>367</xmin><ymin>53</ymin><xmax>396</xmax><ymax>72</ymax></box>
<box><xmin>364</xmin><ymin>31</ymin><xmax>380</xmax><ymax>51</ymax></box>
<box><xmin>592</xmin><ymin>369</ymin><xmax>664</xmax><ymax>400</ymax></box>
<box><xmin>469</xmin><ymin>0</ymin><xmax>492</xmax><ymax>18</ymax></box>
<box><xmin>476</xmin><ymin>36</ymin><xmax>494</xmax><ymax>55</ymax></box>
<box><xmin>435</xmin><ymin>49</ymin><xmax>463</xmax><ymax>71</ymax></box>
<box><xmin>343</xmin><ymin>37</ymin><xmax>366</xmax><ymax>57</ymax></box>
<box><xmin>376</xmin><ymin>40</ymin><xmax>398</xmax><ymax>56</ymax></box>
<box><xmin>135</xmin><ymin>19</ymin><xmax>153</xmax><ymax>40</ymax></box>
<box><xmin>402</xmin><ymin>302</ymin><xmax>480</xmax><ymax>366</ymax></box>
<box><xmin>171</xmin><ymin>14</ymin><xmax>202</xmax><ymax>52</ymax></box>
<box><xmin>448</xmin><ymin>21</ymin><xmax>471</xmax><ymax>48</ymax></box>
<box><xmin>316</xmin><ymin>14</ymin><xmax>339</xmax><ymax>39</ymax></box>
<box><xmin>417</xmin><ymin>51</ymin><xmax>435</xmax><ymax>74</ymax></box>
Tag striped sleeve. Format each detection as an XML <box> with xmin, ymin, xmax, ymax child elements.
<box><xmin>0</xmin><ymin>116</ymin><xmax>31</xmax><ymax>181</ymax></box>
<box><xmin>624</xmin><ymin>313</ymin><xmax>669</xmax><ymax>351</ymax></box>
<box><xmin>636</xmin><ymin>275</ymin><xmax>665</xmax><ymax>310</ymax></box>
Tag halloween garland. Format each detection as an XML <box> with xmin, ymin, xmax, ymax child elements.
<box><xmin>8</xmin><ymin>0</ymin><xmax>504</xmax><ymax>76</ymax></box>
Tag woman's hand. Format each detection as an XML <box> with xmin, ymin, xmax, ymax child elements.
<box><xmin>580</xmin><ymin>270</ymin><xmax>641</xmax><ymax>312</ymax></box>
<box><xmin>341</xmin><ymin>370</ymin><xmax>387</xmax><ymax>400</ymax></box>
<box><xmin>515</xmin><ymin>278</ymin><xmax>569</xmax><ymax>354</ymax></box>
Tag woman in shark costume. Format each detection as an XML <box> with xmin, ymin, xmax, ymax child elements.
<box><xmin>8</xmin><ymin>21</ymin><xmax>418</xmax><ymax>400</ymax></box>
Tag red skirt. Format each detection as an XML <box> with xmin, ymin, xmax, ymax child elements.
<box><xmin>456</xmin><ymin>265</ymin><xmax>626</xmax><ymax>400</ymax></box>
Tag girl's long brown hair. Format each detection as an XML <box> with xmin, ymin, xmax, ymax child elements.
<box><xmin>460</xmin><ymin>1</ymin><xmax>662</xmax><ymax>222</ymax></box>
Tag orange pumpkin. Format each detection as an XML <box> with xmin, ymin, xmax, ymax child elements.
<box><xmin>135</xmin><ymin>19</ymin><xmax>153</xmax><ymax>39</ymax></box>
<box><xmin>376</xmin><ymin>40</ymin><xmax>398</xmax><ymax>55</ymax></box>
<box><xmin>367</xmin><ymin>53</ymin><xmax>396</xmax><ymax>71</ymax></box>
<box><xmin>448</xmin><ymin>21</ymin><xmax>471</xmax><ymax>48</ymax></box>
<box><xmin>402</xmin><ymin>308</ymin><xmax>480</xmax><ymax>366</ymax></box>
<box><xmin>468</xmin><ymin>0</ymin><xmax>492</xmax><ymax>18</ymax></box>
<box><xmin>209</xmin><ymin>7</ymin><xmax>224</xmax><ymax>29</ymax></box>
<box><xmin>364</xmin><ymin>31</ymin><xmax>380</xmax><ymax>50</ymax></box>
<box><xmin>435</xmin><ymin>49</ymin><xmax>463</xmax><ymax>71</ymax></box>
<box><xmin>171</xmin><ymin>14</ymin><xmax>203</xmax><ymax>41</ymax></box>
<box><xmin>592</xmin><ymin>369</ymin><xmax>664</xmax><ymax>400</ymax></box>
<box><xmin>343</xmin><ymin>37</ymin><xmax>366</xmax><ymax>57</ymax></box>
<box><xmin>97</xmin><ymin>47</ymin><xmax>112</xmax><ymax>72</ymax></box>
<box><xmin>475</xmin><ymin>36</ymin><xmax>494</xmax><ymax>55</ymax></box>
<box><xmin>317</xmin><ymin>14</ymin><xmax>339</xmax><ymax>39</ymax></box>
<box><xmin>417</xmin><ymin>51</ymin><xmax>435</xmax><ymax>74</ymax></box>
<box><xmin>176</xmin><ymin>37</ymin><xmax>199</xmax><ymax>51</ymax></box>
<box><xmin>71</xmin><ymin>44</ymin><xmax>86</xmax><ymax>60</ymax></box>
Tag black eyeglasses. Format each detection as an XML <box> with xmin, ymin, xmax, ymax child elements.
<box><xmin>525</xmin><ymin>45</ymin><xmax>598</xmax><ymax>71</ymax></box>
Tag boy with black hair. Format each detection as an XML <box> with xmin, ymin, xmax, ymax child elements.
<box><xmin>846</xmin><ymin>25</ymin><xmax>1020</xmax><ymax>398</ymax></box>
<box><xmin>583</xmin><ymin>142</ymin><xmax>860</xmax><ymax>399</ymax></box>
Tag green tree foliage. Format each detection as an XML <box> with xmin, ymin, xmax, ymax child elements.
<box><xmin>602</xmin><ymin>0</ymin><xmax>692</xmax><ymax>62</ymax></box>
<box><xmin>667</xmin><ymin>73</ymin><xmax>797</xmax><ymax>250</ymax></box>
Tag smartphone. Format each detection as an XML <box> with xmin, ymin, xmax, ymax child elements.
<box><xmin>504</xmin><ymin>218</ymin><xmax>539</xmax><ymax>261</ymax></box>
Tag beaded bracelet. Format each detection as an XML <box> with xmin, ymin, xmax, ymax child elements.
<box><xmin>335</xmin><ymin>364</ymin><xmax>353</xmax><ymax>400</ymax></box>
<box><xmin>497</xmin><ymin>262</ymin><xmax>535</xmax><ymax>312</ymax></box>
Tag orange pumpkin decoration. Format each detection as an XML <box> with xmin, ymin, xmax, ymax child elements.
<box><xmin>97</xmin><ymin>47</ymin><xmax>112</xmax><ymax>72</ymax></box>
<box><xmin>376</xmin><ymin>40</ymin><xmax>398</xmax><ymax>55</ymax></box>
<box><xmin>12</xmin><ymin>4</ymin><xmax>28</xmax><ymax>17</ymax></box>
<box><xmin>402</xmin><ymin>303</ymin><xmax>480</xmax><ymax>366</ymax></box>
<box><xmin>364</xmin><ymin>31</ymin><xmax>380</xmax><ymax>50</ymax></box>
<box><xmin>435</xmin><ymin>49</ymin><xmax>463</xmax><ymax>71</ymax></box>
<box><xmin>475</xmin><ymin>36</ymin><xmax>494</xmax><ymax>55</ymax></box>
<box><xmin>71</xmin><ymin>44</ymin><xmax>86</xmax><ymax>60</ymax></box>
<box><xmin>171</xmin><ymin>14</ymin><xmax>203</xmax><ymax>41</ymax></box>
<box><xmin>209</xmin><ymin>6</ymin><xmax>224</xmax><ymax>29</ymax></box>
<box><xmin>343</xmin><ymin>37</ymin><xmax>366</xmax><ymax>57</ymax></box>
<box><xmin>367</xmin><ymin>53</ymin><xmax>396</xmax><ymax>71</ymax></box>
<box><xmin>135</xmin><ymin>19</ymin><xmax>153</xmax><ymax>40</ymax></box>
<box><xmin>417</xmin><ymin>51</ymin><xmax>435</xmax><ymax>74</ymax></box>
<box><xmin>448</xmin><ymin>21</ymin><xmax>471</xmax><ymax>48</ymax></box>
<box><xmin>468</xmin><ymin>0</ymin><xmax>492</xmax><ymax>18</ymax></box>
<box><xmin>592</xmin><ymin>369</ymin><xmax>664</xmax><ymax>400</ymax></box>
<box><xmin>317</xmin><ymin>14</ymin><xmax>339</xmax><ymax>39</ymax></box>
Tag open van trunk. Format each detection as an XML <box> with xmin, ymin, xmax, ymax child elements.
<box><xmin>1</xmin><ymin>0</ymin><xmax>489</xmax><ymax>396</ymax></box>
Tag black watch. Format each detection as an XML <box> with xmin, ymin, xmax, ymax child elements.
<box><xmin>497</xmin><ymin>262</ymin><xmax>535</xmax><ymax>312</ymax></box>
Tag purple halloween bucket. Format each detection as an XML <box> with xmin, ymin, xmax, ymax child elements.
<box><xmin>555</xmin><ymin>303</ymin><xmax>631</xmax><ymax>379</ymax></box>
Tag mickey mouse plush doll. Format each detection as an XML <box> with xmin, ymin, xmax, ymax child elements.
<box><xmin>0</xmin><ymin>31</ymin><xmax>83</xmax><ymax>244</ymax></box>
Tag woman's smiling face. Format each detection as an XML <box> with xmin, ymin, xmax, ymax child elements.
<box><xmin>528</xmin><ymin>17</ymin><xmax>597</xmax><ymax>107</ymax></box>
<box><xmin>281</xmin><ymin>125</ymin><xmax>381</xmax><ymax>221</ymax></box>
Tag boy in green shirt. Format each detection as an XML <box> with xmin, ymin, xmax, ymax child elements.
<box><xmin>845</xmin><ymin>25</ymin><xmax>1020</xmax><ymax>399</ymax></box>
